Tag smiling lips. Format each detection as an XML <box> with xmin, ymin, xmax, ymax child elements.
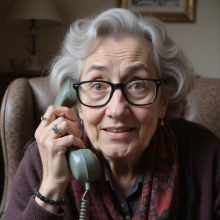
<box><xmin>103</xmin><ymin>128</ymin><xmax>133</xmax><ymax>133</ymax></box>
<box><xmin>102</xmin><ymin>127</ymin><xmax>134</xmax><ymax>138</ymax></box>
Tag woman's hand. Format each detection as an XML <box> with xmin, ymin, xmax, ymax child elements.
<box><xmin>34</xmin><ymin>105</ymin><xmax>85</xmax><ymax>213</ymax></box>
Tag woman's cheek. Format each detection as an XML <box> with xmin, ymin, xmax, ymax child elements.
<box><xmin>138</xmin><ymin>110</ymin><xmax>159</xmax><ymax>149</ymax></box>
<box><xmin>84</xmin><ymin>122</ymin><xmax>100</xmax><ymax>148</ymax></box>
<box><xmin>83</xmin><ymin>108</ymin><xmax>104</xmax><ymax>151</ymax></box>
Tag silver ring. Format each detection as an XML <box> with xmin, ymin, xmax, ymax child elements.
<box><xmin>41</xmin><ymin>115</ymin><xmax>53</xmax><ymax>124</ymax></box>
<box><xmin>52</xmin><ymin>124</ymin><xmax>62</xmax><ymax>135</ymax></box>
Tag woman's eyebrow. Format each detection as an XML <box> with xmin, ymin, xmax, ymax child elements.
<box><xmin>86</xmin><ymin>65</ymin><xmax>108</xmax><ymax>75</ymax></box>
<box><xmin>86</xmin><ymin>64</ymin><xmax>151</xmax><ymax>77</ymax></box>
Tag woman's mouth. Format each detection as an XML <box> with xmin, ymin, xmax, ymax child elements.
<box><xmin>102</xmin><ymin>127</ymin><xmax>134</xmax><ymax>138</ymax></box>
<box><xmin>104</xmin><ymin>128</ymin><xmax>133</xmax><ymax>132</ymax></box>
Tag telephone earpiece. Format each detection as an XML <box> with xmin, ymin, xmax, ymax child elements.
<box><xmin>54</xmin><ymin>79</ymin><xmax>77</xmax><ymax>107</ymax></box>
<box><xmin>55</xmin><ymin>79</ymin><xmax>101</xmax><ymax>185</ymax></box>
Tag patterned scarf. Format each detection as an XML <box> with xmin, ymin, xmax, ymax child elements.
<box><xmin>71</xmin><ymin>122</ymin><xmax>179</xmax><ymax>219</ymax></box>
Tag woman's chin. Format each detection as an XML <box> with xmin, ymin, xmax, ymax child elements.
<box><xmin>100</xmin><ymin>146</ymin><xmax>136</xmax><ymax>160</ymax></box>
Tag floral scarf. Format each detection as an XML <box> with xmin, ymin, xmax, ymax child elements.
<box><xmin>71</xmin><ymin>121</ymin><xmax>179</xmax><ymax>219</ymax></box>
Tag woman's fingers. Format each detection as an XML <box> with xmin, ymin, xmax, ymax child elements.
<box><xmin>46</xmin><ymin>117</ymin><xmax>82</xmax><ymax>139</ymax></box>
<box><xmin>40</xmin><ymin>105</ymin><xmax>78</xmax><ymax>127</ymax></box>
<box><xmin>36</xmin><ymin>115</ymin><xmax>85</xmax><ymax>153</ymax></box>
<box><xmin>41</xmin><ymin>135</ymin><xmax>86</xmax><ymax>158</ymax></box>
<box><xmin>37</xmin><ymin>105</ymin><xmax>82</xmax><ymax>139</ymax></box>
<box><xmin>55</xmin><ymin>135</ymin><xmax>86</xmax><ymax>152</ymax></box>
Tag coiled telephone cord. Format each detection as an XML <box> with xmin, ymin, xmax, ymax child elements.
<box><xmin>79</xmin><ymin>190</ymin><xmax>89</xmax><ymax>220</ymax></box>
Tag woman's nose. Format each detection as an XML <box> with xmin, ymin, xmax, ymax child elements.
<box><xmin>105</xmin><ymin>89</ymin><xmax>130</xmax><ymax>120</ymax></box>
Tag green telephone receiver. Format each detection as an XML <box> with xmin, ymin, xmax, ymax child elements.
<box><xmin>54</xmin><ymin>80</ymin><xmax>101</xmax><ymax>187</ymax></box>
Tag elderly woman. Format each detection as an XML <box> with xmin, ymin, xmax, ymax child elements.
<box><xmin>3</xmin><ymin>8</ymin><xmax>220</xmax><ymax>220</ymax></box>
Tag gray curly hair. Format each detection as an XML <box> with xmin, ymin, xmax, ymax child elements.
<box><xmin>49</xmin><ymin>8</ymin><xmax>195</xmax><ymax>120</ymax></box>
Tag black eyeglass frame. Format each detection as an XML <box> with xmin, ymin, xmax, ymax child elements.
<box><xmin>73</xmin><ymin>78</ymin><xmax>162</xmax><ymax>107</ymax></box>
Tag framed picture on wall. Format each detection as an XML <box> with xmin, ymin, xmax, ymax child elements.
<box><xmin>117</xmin><ymin>0</ymin><xmax>195</xmax><ymax>22</ymax></box>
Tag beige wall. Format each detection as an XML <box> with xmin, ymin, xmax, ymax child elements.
<box><xmin>165</xmin><ymin>0</ymin><xmax>220</xmax><ymax>78</ymax></box>
<box><xmin>0</xmin><ymin>0</ymin><xmax>219</xmax><ymax>78</ymax></box>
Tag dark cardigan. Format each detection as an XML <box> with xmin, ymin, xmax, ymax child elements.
<box><xmin>3</xmin><ymin>118</ymin><xmax>220</xmax><ymax>220</ymax></box>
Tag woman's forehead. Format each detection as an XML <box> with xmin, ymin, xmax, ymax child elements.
<box><xmin>91</xmin><ymin>35</ymin><xmax>150</xmax><ymax>56</ymax></box>
<box><xmin>81</xmin><ymin>35</ymin><xmax>157</xmax><ymax>79</ymax></box>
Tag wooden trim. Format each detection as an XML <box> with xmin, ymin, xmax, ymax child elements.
<box><xmin>117</xmin><ymin>0</ymin><xmax>195</xmax><ymax>23</ymax></box>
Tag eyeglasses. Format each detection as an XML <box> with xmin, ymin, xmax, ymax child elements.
<box><xmin>73</xmin><ymin>78</ymin><xmax>162</xmax><ymax>107</ymax></box>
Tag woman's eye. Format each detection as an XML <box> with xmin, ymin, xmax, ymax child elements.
<box><xmin>93</xmin><ymin>84</ymin><xmax>104</xmax><ymax>91</ymax></box>
<box><xmin>133</xmin><ymin>83</ymin><xmax>143</xmax><ymax>90</ymax></box>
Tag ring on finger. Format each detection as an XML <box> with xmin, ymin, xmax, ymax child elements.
<box><xmin>41</xmin><ymin>115</ymin><xmax>53</xmax><ymax>124</ymax></box>
<box><xmin>52</xmin><ymin>124</ymin><xmax>62</xmax><ymax>135</ymax></box>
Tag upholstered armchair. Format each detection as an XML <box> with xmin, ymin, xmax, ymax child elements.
<box><xmin>0</xmin><ymin>77</ymin><xmax>55</xmax><ymax>219</ymax></box>
<box><xmin>0</xmin><ymin>77</ymin><xmax>220</xmax><ymax>219</ymax></box>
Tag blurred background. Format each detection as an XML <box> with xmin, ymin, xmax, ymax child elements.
<box><xmin>0</xmin><ymin>0</ymin><xmax>219</xmax><ymax>78</ymax></box>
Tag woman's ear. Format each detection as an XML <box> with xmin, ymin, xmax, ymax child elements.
<box><xmin>77</xmin><ymin>100</ymin><xmax>83</xmax><ymax>120</ymax></box>
<box><xmin>159</xmin><ymin>99</ymin><xmax>168</xmax><ymax>119</ymax></box>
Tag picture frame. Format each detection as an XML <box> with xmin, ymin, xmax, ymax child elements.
<box><xmin>117</xmin><ymin>0</ymin><xmax>195</xmax><ymax>23</ymax></box>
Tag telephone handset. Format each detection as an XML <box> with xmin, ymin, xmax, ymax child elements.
<box><xmin>54</xmin><ymin>80</ymin><xmax>101</xmax><ymax>187</ymax></box>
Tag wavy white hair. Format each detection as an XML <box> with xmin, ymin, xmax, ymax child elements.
<box><xmin>49</xmin><ymin>8</ymin><xmax>195</xmax><ymax>120</ymax></box>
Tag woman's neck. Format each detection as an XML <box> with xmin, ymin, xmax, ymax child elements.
<box><xmin>103</xmin><ymin>153</ymin><xmax>144</xmax><ymax>198</ymax></box>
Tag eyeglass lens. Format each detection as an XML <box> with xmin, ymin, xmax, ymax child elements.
<box><xmin>78</xmin><ymin>80</ymin><xmax>157</xmax><ymax>106</ymax></box>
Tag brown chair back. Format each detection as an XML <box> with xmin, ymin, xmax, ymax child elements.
<box><xmin>184</xmin><ymin>77</ymin><xmax>220</xmax><ymax>139</ymax></box>
<box><xmin>0</xmin><ymin>77</ymin><xmax>55</xmax><ymax>219</ymax></box>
